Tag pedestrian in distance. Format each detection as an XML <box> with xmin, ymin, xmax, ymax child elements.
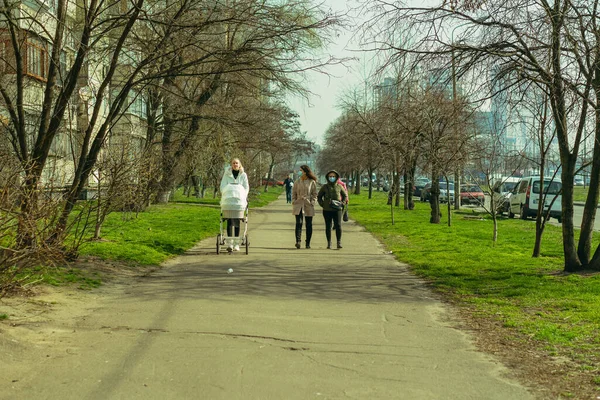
<box><xmin>220</xmin><ymin>158</ymin><xmax>249</xmax><ymax>252</ymax></box>
<box><xmin>292</xmin><ymin>165</ymin><xmax>318</xmax><ymax>249</ymax></box>
<box><xmin>283</xmin><ymin>175</ymin><xmax>294</xmax><ymax>203</ymax></box>
<box><xmin>318</xmin><ymin>170</ymin><xmax>347</xmax><ymax>249</ymax></box>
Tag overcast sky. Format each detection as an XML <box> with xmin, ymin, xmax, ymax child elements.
<box><xmin>287</xmin><ymin>0</ymin><xmax>368</xmax><ymax>146</ymax></box>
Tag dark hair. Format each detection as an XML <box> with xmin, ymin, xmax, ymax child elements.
<box><xmin>300</xmin><ymin>165</ymin><xmax>318</xmax><ymax>181</ymax></box>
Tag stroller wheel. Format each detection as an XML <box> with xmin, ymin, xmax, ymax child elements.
<box><xmin>245</xmin><ymin>234</ymin><xmax>249</xmax><ymax>254</ymax></box>
<box><xmin>216</xmin><ymin>234</ymin><xmax>221</xmax><ymax>254</ymax></box>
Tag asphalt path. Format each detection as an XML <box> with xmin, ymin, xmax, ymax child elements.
<box><xmin>4</xmin><ymin>196</ymin><xmax>535</xmax><ymax>400</ymax></box>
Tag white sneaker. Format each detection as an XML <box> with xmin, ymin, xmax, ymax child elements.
<box><xmin>233</xmin><ymin>245</ymin><xmax>240</xmax><ymax>251</ymax></box>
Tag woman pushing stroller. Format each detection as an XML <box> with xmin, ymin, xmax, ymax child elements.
<box><xmin>220</xmin><ymin>158</ymin><xmax>249</xmax><ymax>252</ymax></box>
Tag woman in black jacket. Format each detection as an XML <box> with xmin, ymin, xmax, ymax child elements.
<box><xmin>317</xmin><ymin>170</ymin><xmax>347</xmax><ymax>249</ymax></box>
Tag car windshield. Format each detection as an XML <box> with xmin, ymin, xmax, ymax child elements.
<box><xmin>504</xmin><ymin>182</ymin><xmax>517</xmax><ymax>192</ymax></box>
<box><xmin>532</xmin><ymin>180</ymin><xmax>562</xmax><ymax>195</ymax></box>
<box><xmin>440</xmin><ymin>183</ymin><xmax>454</xmax><ymax>190</ymax></box>
<box><xmin>461</xmin><ymin>185</ymin><xmax>481</xmax><ymax>192</ymax></box>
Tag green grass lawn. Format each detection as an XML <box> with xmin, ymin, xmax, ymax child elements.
<box><xmin>573</xmin><ymin>186</ymin><xmax>589</xmax><ymax>202</ymax></box>
<box><xmin>170</xmin><ymin>187</ymin><xmax>221</xmax><ymax>205</ymax></box>
<box><xmin>78</xmin><ymin>187</ymin><xmax>283</xmax><ymax>265</ymax></box>
<box><xmin>171</xmin><ymin>186</ymin><xmax>280</xmax><ymax>208</ymax></box>
<box><xmin>350</xmin><ymin>191</ymin><xmax>600</xmax><ymax>374</ymax></box>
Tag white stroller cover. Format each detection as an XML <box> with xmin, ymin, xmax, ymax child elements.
<box><xmin>220</xmin><ymin>183</ymin><xmax>248</xmax><ymax>211</ymax></box>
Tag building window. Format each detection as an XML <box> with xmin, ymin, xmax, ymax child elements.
<box><xmin>25</xmin><ymin>34</ymin><xmax>49</xmax><ymax>81</ymax></box>
<box><xmin>127</xmin><ymin>91</ymin><xmax>147</xmax><ymax>119</ymax></box>
<box><xmin>37</xmin><ymin>0</ymin><xmax>56</xmax><ymax>11</ymax></box>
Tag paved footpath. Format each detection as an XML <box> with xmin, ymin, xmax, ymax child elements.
<box><xmin>3</xmin><ymin>196</ymin><xmax>535</xmax><ymax>400</ymax></box>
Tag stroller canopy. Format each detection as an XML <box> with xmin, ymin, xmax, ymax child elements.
<box><xmin>221</xmin><ymin>183</ymin><xmax>248</xmax><ymax>211</ymax></box>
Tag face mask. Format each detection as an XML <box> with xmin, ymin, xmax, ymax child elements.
<box><xmin>298</xmin><ymin>170</ymin><xmax>303</xmax><ymax>176</ymax></box>
<box><xmin>328</xmin><ymin>176</ymin><xmax>337</xmax><ymax>183</ymax></box>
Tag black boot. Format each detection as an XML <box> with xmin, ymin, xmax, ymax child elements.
<box><xmin>327</xmin><ymin>241</ymin><xmax>331</xmax><ymax>249</ymax></box>
<box><xmin>295</xmin><ymin>226</ymin><xmax>301</xmax><ymax>249</ymax></box>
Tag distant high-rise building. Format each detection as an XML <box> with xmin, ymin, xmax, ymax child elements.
<box><xmin>374</xmin><ymin>77</ymin><xmax>397</xmax><ymax>103</ymax></box>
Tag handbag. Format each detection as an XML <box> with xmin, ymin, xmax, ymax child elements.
<box><xmin>343</xmin><ymin>208</ymin><xmax>349</xmax><ymax>221</ymax></box>
<box><xmin>330</xmin><ymin>199</ymin><xmax>344</xmax><ymax>210</ymax></box>
<box><xmin>328</xmin><ymin>184</ymin><xmax>344</xmax><ymax>211</ymax></box>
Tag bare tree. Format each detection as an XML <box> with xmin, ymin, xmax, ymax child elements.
<box><xmin>0</xmin><ymin>0</ymin><xmax>341</xmax><ymax>268</ymax></box>
<box><xmin>362</xmin><ymin>0</ymin><xmax>600</xmax><ymax>272</ymax></box>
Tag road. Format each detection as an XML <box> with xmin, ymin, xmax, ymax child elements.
<box><xmin>477</xmin><ymin>196</ymin><xmax>600</xmax><ymax>230</ymax></box>
<box><xmin>570</xmin><ymin>203</ymin><xmax>600</xmax><ymax>230</ymax></box>
<box><xmin>2</xmin><ymin>196</ymin><xmax>535</xmax><ymax>400</ymax></box>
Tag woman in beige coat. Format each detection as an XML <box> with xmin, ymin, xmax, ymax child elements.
<box><xmin>292</xmin><ymin>165</ymin><xmax>318</xmax><ymax>249</ymax></box>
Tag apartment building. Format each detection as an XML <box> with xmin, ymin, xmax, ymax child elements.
<box><xmin>0</xmin><ymin>0</ymin><xmax>148</xmax><ymax>192</ymax></box>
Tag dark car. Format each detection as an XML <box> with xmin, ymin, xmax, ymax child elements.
<box><xmin>460</xmin><ymin>184</ymin><xmax>485</xmax><ymax>206</ymax></box>
<box><xmin>413</xmin><ymin>178</ymin><xmax>431</xmax><ymax>197</ymax></box>
<box><xmin>420</xmin><ymin>182</ymin><xmax>432</xmax><ymax>202</ymax></box>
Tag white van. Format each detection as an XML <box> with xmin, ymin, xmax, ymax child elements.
<box><xmin>491</xmin><ymin>177</ymin><xmax>521</xmax><ymax>214</ymax></box>
<box><xmin>508</xmin><ymin>176</ymin><xmax>562</xmax><ymax>222</ymax></box>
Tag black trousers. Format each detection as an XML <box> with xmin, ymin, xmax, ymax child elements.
<box><xmin>323</xmin><ymin>210</ymin><xmax>342</xmax><ymax>243</ymax></box>
<box><xmin>295</xmin><ymin>210</ymin><xmax>313</xmax><ymax>245</ymax></box>
<box><xmin>226</xmin><ymin>219</ymin><xmax>241</xmax><ymax>237</ymax></box>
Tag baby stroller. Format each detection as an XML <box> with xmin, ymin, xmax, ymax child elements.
<box><xmin>217</xmin><ymin>183</ymin><xmax>249</xmax><ymax>254</ymax></box>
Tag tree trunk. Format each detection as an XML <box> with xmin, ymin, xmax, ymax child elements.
<box><xmin>447</xmin><ymin>193</ymin><xmax>452</xmax><ymax>227</ymax></box>
<box><xmin>405</xmin><ymin>164</ymin><xmax>416</xmax><ymax>210</ymax></box>
<box><xmin>16</xmin><ymin>166</ymin><xmax>42</xmax><ymax>248</ymax></box>
<box><xmin>560</xmin><ymin>156</ymin><xmax>579</xmax><ymax>271</ymax></box>
<box><xmin>454</xmin><ymin>170</ymin><xmax>460</xmax><ymax>210</ymax></box>
<box><xmin>546</xmin><ymin>7</ymin><xmax>580</xmax><ymax>272</ymax></box>
<box><xmin>368</xmin><ymin>167</ymin><xmax>374</xmax><ymax>199</ymax></box>
<box><xmin>579</xmin><ymin>84</ymin><xmax>600</xmax><ymax>266</ymax></box>
<box><xmin>394</xmin><ymin>172</ymin><xmax>400</xmax><ymax>207</ymax></box>
<box><xmin>354</xmin><ymin>170</ymin><xmax>361</xmax><ymax>195</ymax></box>
<box><xmin>429</xmin><ymin>174</ymin><xmax>441</xmax><ymax>224</ymax></box>
<box><xmin>403</xmin><ymin>171</ymin><xmax>410</xmax><ymax>210</ymax></box>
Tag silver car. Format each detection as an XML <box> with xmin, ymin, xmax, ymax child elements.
<box><xmin>439</xmin><ymin>182</ymin><xmax>455</xmax><ymax>203</ymax></box>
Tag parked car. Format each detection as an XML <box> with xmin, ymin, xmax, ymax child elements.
<box><xmin>420</xmin><ymin>182</ymin><xmax>432</xmax><ymax>202</ymax></box>
<box><xmin>384</xmin><ymin>180</ymin><xmax>390</xmax><ymax>192</ymax></box>
<box><xmin>574</xmin><ymin>175</ymin><xmax>584</xmax><ymax>186</ymax></box>
<box><xmin>491</xmin><ymin>177</ymin><xmax>520</xmax><ymax>214</ymax></box>
<box><xmin>420</xmin><ymin>181</ymin><xmax>454</xmax><ymax>202</ymax></box>
<box><xmin>460</xmin><ymin>184</ymin><xmax>485</xmax><ymax>206</ymax></box>
<box><xmin>400</xmin><ymin>180</ymin><xmax>415</xmax><ymax>194</ymax></box>
<box><xmin>261</xmin><ymin>179</ymin><xmax>284</xmax><ymax>186</ymax></box>
<box><xmin>439</xmin><ymin>182</ymin><xmax>455</xmax><ymax>203</ymax></box>
<box><xmin>413</xmin><ymin>177</ymin><xmax>431</xmax><ymax>197</ymax></box>
<box><xmin>508</xmin><ymin>176</ymin><xmax>562</xmax><ymax>222</ymax></box>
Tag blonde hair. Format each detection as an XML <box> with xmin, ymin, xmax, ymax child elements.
<box><xmin>231</xmin><ymin>158</ymin><xmax>244</xmax><ymax>172</ymax></box>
